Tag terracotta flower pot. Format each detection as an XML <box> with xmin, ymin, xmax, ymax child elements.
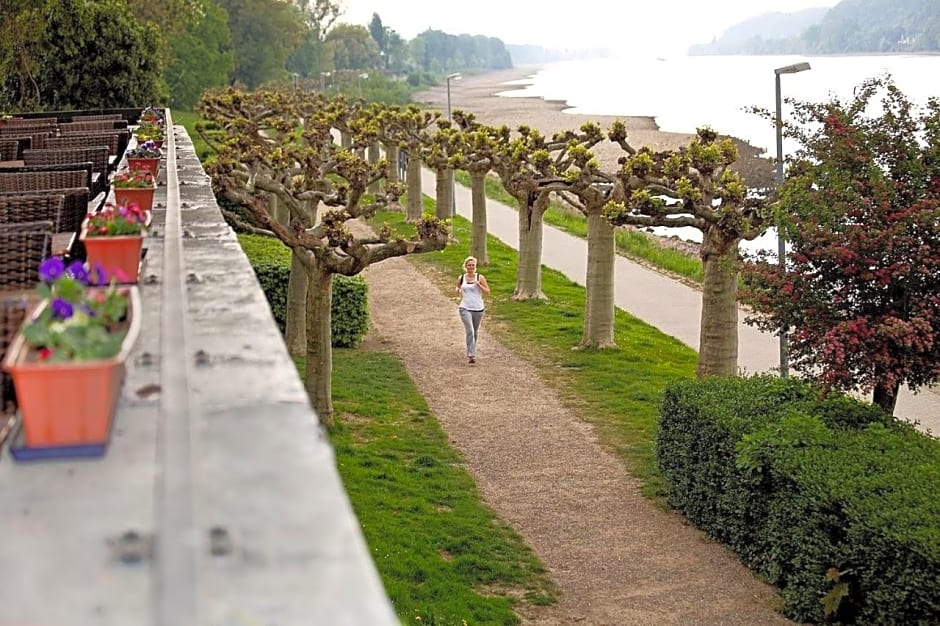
<box><xmin>2</xmin><ymin>287</ymin><xmax>141</xmax><ymax>449</ymax></box>
<box><xmin>113</xmin><ymin>185</ymin><xmax>155</xmax><ymax>212</ymax></box>
<box><xmin>127</xmin><ymin>156</ymin><xmax>160</xmax><ymax>177</ymax></box>
<box><xmin>81</xmin><ymin>232</ymin><xmax>145</xmax><ymax>284</ymax></box>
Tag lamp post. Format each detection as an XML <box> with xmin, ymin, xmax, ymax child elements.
<box><xmin>357</xmin><ymin>72</ymin><xmax>368</xmax><ymax>99</ymax></box>
<box><xmin>446</xmin><ymin>72</ymin><xmax>461</xmax><ymax>216</ymax></box>
<box><xmin>774</xmin><ymin>61</ymin><xmax>811</xmax><ymax>378</ymax></box>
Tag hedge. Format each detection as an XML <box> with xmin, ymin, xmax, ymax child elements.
<box><xmin>237</xmin><ymin>234</ymin><xmax>369</xmax><ymax>347</ymax></box>
<box><xmin>657</xmin><ymin>375</ymin><xmax>940</xmax><ymax>624</ymax></box>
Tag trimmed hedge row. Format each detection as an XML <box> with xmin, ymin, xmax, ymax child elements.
<box><xmin>237</xmin><ymin>234</ymin><xmax>369</xmax><ymax>347</ymax></box>
<box><xmin>657</xmin><ymin>375</ymin><xmax>940</xmax><ymax>624</ymax></box>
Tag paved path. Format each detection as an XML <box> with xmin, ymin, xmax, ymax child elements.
<box><xmin>428</xmin><ymin>169</ymin><xmax>940</xmax><ymax>436</ymax></box>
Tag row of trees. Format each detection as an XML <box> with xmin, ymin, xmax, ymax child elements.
<box><xmin>0</xmin><ymin>0</ymin><xmax>513</xmax><ymax>112</ymax></box>
<box><xmin>200</xmin><ymin>77</ymin><xmax>940</xmax><ymax>419</ymax></box>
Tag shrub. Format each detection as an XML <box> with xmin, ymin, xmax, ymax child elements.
<box><xmin>657</xmin><ymin>375</ymin><xmax>940</xmax><ymax>624</ymax></box>
<box><xmin>237</xmin><ymin>234</ymin><xmax>369</xmax><ymax>346</ymax></box>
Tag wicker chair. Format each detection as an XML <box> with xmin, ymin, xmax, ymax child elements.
<box><xmin>0</xmin><ymin>220</ymin><xmax>53</xmax><ymax>291</ymax></box>
<box><xmin>67</xmin><ymin>113</ymin><xmax>124</xmax><ymax>122</ymax></box>
<box><xmin>0</xmin><ymin>138</ymin><xmax>29</xmax><ymax>162</ymax></box>
<box><xmin>23</xmin><ymin>148</ymin><xmax>109</xmax><ymax>196</ymax></box>
<box><xmin>45</xmin><ymin>130</ymin><xmax>129</xmax><ymax>169</ymax></box>
<box><xmin>0</xmin><ymin>125</ymin><xmax>56</xmax><ymax>137</ymax></box>
<box><xmin>0</xmin><ymin>164</ymin><xmax>93</xmax><ymax>195</ymax></box>
<box><xmin>58</xmin><ymin>120</ymin><xmax>128</xmax><ymax>134</ymax></box>
<box><xmin>0</xmin><ymin>188</ymin><xmax>90</xmax><ymax>234</ymax></box>
<box><xmin>0</xmin><ymin>292</ymin><xmax>36</xmax><ymax>417</ymax></box>
<box><xmin>0</xmin><ymin>194</ymin><xmax>65</xmax><ymax>232</ymax></box>
<box><xmin>1</xmin><ymin>117</ymin><xmax>57</xmax><ymax>127</ymax></box>
<box><xmin>0</xmin><ymin>131</ymin><xmax>52</xmax><ymax>150</ymax></box>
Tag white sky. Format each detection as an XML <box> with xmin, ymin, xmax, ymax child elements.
<box><xmin>337</xmin><ymin>0</ymin><xmax>842</xmax><ymax>57</ymax></box>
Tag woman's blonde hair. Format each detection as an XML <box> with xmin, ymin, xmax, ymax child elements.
<box><xmin>463</xmin><ymin>256</ymin><xmax>477</xmax><ymax>267</ymax></box>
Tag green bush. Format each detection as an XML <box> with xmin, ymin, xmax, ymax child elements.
<box><xmin>657</xmin><ymin>376</ymin><xmax>940</xmax><ymax>624</ymax></box>
<box><xmin>237</xmin><ymin>234</ymin><xmax>369</xmax><ymax>347</ymax></box>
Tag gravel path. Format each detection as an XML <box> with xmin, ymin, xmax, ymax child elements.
<box><xmin>362</xmin><ymin>257</ymin><xmax>794</xmax><ymax>625</ymax></box>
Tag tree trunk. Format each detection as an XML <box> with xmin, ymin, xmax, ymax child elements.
<box><xmin>581</xmin><ymin>211</ymin><xmax>617</xmax><ymax>349</ymax></box>
<box><xmin>405</xmin><ymin>153</ymin><xmax>422</xmax><ymax>222</ymax></box>
<box><xmin>435</xmin><ymin>168</ymin><xmax>451</xmax><ymax>219</ymax></box>
<box><xmin>304</xmin><ymin>267</ymin><xmax>334</xmax><ymax>426</ymax></box>
<box><xmin>385</xmin><ymin>144</ymin><xmax>400</xmax><ymax>186</ymax></box>
<box><xmin>285</xmin><ymin>199</ymin><xmax>317</xmax><ymax>356</ymax></box>
<box><xmin>697</xmin><ymin>226</ymin><xmax>740</xmax><ymax>377</ymax></box>
<box><xmin>285</xmin><ymin>250</ymin><xmax>307</xmax><ymax>356</ymax></box>
<box><xmin>340</xmin><ymin>130</ymin><xmax>352</xmax><ymax>149</ymax></box>
<box><xmin>470</xmin><ymin>170</ymin><xmax>488</xmax><ymax>266</ymax></box>
<box><xmin>367</xmin><ymin>142</ymin><xmax>380</xmax><ymax>194</ymax></box>
<box><xmin>513</xmin><ymin>192</ymin><xmax>548</xmax><ymax>300</ymax></box>
<box><xmin>268</xmin><ymin>194</ymin><xmax>287</xmax><ymax>226</ymax></box>
<box><xmin>872</xmin><ymin>376</ymin><xmax>900</xmax><ymax>414</ymax></box>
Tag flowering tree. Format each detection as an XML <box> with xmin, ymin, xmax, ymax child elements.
<box><xmin>741</xmin><ymin>77</ymin><xmax>940</xmax><ymax>413</ymax></box>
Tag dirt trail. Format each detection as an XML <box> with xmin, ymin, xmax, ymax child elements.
<box><xmin>361</xmin><ymin>257</ymin><xmax>793</xmax><ymax>626</ymax></box>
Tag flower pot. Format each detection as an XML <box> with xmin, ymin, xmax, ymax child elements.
<box><xmin>113</xmin><ymin>185</ymin><xmax>155</xmax><ymax>212</ymax></box>
<box><xmin>127</xmin><ymin>156</ymin><xmax>160</xmax><ymax>177</ymax></box>
<box><xmin>81</xmin><ymin>232</ymin><xmax>145</xmax><ymax>284</ymax></box>
<box><xmin>2</xmin><ymin>287</ymin><xmax>141</xmax><ymax>449</ymax></box>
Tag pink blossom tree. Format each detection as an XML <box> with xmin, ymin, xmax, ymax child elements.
<box><xmin>741</xmin><ymin>77</ymin><xmax>940</xmax><ymax>413</ymax></box>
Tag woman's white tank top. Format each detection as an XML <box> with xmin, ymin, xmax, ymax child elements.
<box><xmin>459</xmin><ymin>274</ymin><xmax>485</xmax><ymax>311</ymax></box>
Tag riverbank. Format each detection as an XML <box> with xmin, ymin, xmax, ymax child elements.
<box><xmin>412</xmin><ymin>66</ymin><xmax>775</xmax><ymax>188</ymax></box>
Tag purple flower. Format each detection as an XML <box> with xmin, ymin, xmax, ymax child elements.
<box><xmin>91</xmin><ymin>262</ymin><xmax>109</xmax><ymax>286</ymax></box>
<box><xmin>67</xmin><ymin>260</ymin><xmax>90</xmax><ymax>285</ymax></box>
<box><xmin>50</xmin><ymin>297</ymin><xmax>74</xmax><ymax>319</ymax></box>
<box><xmin>38</xmin><ymin>257</ymin><xmax>65</xmax><ymax>282</ymax></box>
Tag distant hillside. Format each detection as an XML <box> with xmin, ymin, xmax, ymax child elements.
<box><xmin>689</xmin><ymin>8</ymin><xmax>829</xmax><ymax>55</ymax></box>
<box><xmin>506</xmin><ymin>44</ymin><xmax>610</xmax><ymax>65</ymax></box>
<box><xmin>689</xmin><ymin>0</ymin><xmax>940</xmax><ymax>54</ymax></box>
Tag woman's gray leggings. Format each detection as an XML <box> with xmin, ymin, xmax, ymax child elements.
<box><xmin>459</xmin><ymin>307</ymin><xmax>484</xmax><ymax>357</ymax></box>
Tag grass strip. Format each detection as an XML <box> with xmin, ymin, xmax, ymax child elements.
<box><xmin>298</xmin><ymin>350</ymin><xmax>557</xmax><ymax>625</ymax></box>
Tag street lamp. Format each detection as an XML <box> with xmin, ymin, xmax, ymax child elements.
<box><xmin>357</xmin><ymin>72</ymin><xmax>368</xmax><ymax>99</ymax></box>
<box><xmin>445</xmin><ymin>73</ymin><xmax>461</xmax><ymax>216</ymax></box>
<box><xmin>774</xmin><ymin>61</ymin><xmax>811</xmax><ymax>378</ymax></box>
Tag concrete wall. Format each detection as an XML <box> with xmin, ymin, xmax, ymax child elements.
<box><xmin>0</xmin><ymin>116</ymin><xmax>397</xmax><ymax>626</ymax></box>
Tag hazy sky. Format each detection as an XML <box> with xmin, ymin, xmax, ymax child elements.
<box><xmin>338</xmin><ymin>0</ymin><xmax>842</xmax><ymax>57</ymax></box>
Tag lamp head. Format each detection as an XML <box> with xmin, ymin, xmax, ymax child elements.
<box><xmin>774</xmin><ymin>62</ymin><xmax>811</xmax><ymax>75</ymax></box>
<box><xmin>446</xmin><ymin>72</ymin><xmax>462</xmax><ymax>81</ymax></box>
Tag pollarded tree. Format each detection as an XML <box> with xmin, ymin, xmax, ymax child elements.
<box><xmin>200</xmin><ymin>87</ymin><xmax>449</xmax><ymax>422</ymax></box>
<box><xmin>380</xmin><ymin>105</ymin><xmax>440</xmax><ymax>221</ymax></box>
<box><xmin>452</xmin><ymin>110</ymin><xmax>499</xmax><ymax>266</ymax></box>
<box><xmin>604</xmin><ymin>125</ymin><xmax>770</xmax><ymax>376</ymax></box>
<box><xmin>741</xmin><ymin>77</ymin><xmax>940</xmax><ymax>414</ymax></box>
<box><xmin>416</xmin><ymin>118</ymin><xmax>462</xmax><ymax>220</ymax></box>
<box><xmin>553</xmin><ymin>123</ymin><xmax>620</xmax><ymax>348</ymax></box>
<box><xmin>491</xmin><ymin>125</ymin><xmax>599</xmax><ymax>300</ymax></box>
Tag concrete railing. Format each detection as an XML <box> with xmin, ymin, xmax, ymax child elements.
<box><xmin>0</xmin><ymin>113</ymin><xmax>397</xmax><ymax>626</ymax></box>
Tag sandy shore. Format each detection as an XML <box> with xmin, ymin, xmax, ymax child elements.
<box><xmin>412</xmin><ymin>66</ymin><xmax>774</xmax><ymax>188</ymax></box>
